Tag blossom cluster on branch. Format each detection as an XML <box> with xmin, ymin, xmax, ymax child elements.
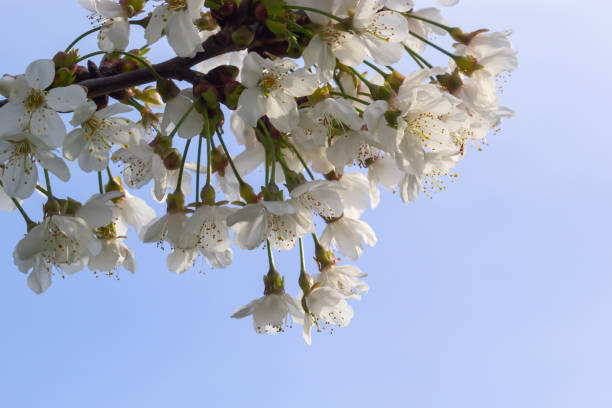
<box><xmin>0</xmin><ymin>0</ymin><xmax>516</xmax><ymax>344</ymax></box>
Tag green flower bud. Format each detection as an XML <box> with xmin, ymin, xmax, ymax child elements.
<box><xmin>166</xmin><ymin>191</ymin><xmax>185</xmax><ymax>213</ymax></box>
<box><xmin>231</xmin><ymin>26</ymin><xmax>255</xmax><ymax>47</ymax></box>
<box><xmin>200</xmin><ymin>183</ymin><xmax>216</xmax><ymax>206</ymax></box>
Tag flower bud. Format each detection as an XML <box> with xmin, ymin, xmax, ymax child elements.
<box><xmin>195</xmin><ymin>11</ymin><xmax>218</xmax><ymax>31</ymax></box>
<box><xmin>206</xmin><ymin>65</ymin><xmax>239</xmax><ymax>82</ymax></box>
<box><xmin>149</xmin><ymin>134</ymin><xmax>173</xmax><ymax>156</ymax></box>
<box><xmin>61</xmin><ymin>197</ymin><xmax>83</xmax><ymax>216</ymax></box>
<box><xmin>200</xmin><ymin>183</ymin><xmax>216</xmax><ymax>205</ymax></box>
<box><xmin>368</xmin><ymin>82</ymin><xmax>394</xmax><ymax>101</ymax></box>
<box><xmin>207</xmin><ymin>147</ymin><xmax>227</xmax><ymax>177</ymax></box>
<box><xmin>52</xmin><ymin>67</ymin><xmax>76</xmax><ymax>88</ymax></box>
<box><xmin>53</xmin><ymin>50</ymin><xmax>78</xmax><ymax>69</ymax></box>
<box><xmin>166</xmin><ymin>191</ymin><xmax>185</xmax><ymax>213</ymax></box>
<box><xmin>231</xmin><ymin>26</ymin><xmax>254</xmax><ymax>47</ymax></box>
<box><xmin>120</xmin><ymin>0</ymin><xmax>146</xmax><ymax>16</ymax></box>
<box><xmin>222</xmin><ymin>81</ymin><xmax>244</xmax><ymax>110</ymax></box>
<box><xmin>239</xmin><ymin>182</ymin><xmax>258</xmax><ymax>204</ymax></box>
<box><xmin>156</xmin><ymin>78</ymin><xmax>180</xmax><ymax>102</ymax></box>
<box><xmin>43</xmin><ymin>198</ymin><xmax>61</xmax><ymax>217</ymax></box>
<box><xmin>193</xmin><ymin>80</ymin><xmax>219</xmax><ymax>108</ymax></box>
<box><xmin>298</xmin><ymin>269</ymin><xmax>314</xmax><ymax>294</ymax></box>
<box><xmin>163</xmin><ymin>148</ymin><xmax>182</xmax><ymax>170</ymax></box>
<box><xmin>253</xmin><ymin>2</ymin><xmax>267</xmax><ymax>22</ymax></box>
<box><xmin>314</xmin><ymin>237</ymin><xmax>337</xmax><ymax>269</ymax></box>
<box><xmin>450</xmin><ymin>27</ymin><xmax>489</xmax><ymax>45</ymax></box>
<box><xmin>454</xmin><ymin>55</ymin><xmax>483</xmax><ymax>76</ymax></box>
<box><xmin>436</xmin><ymin>71</ymin><xmax>463</xmax><ymax>94</ymax></box>
<box><xmin>283</xmin><ymin>169</ymin><xmax>306</xmax><ymax>192</ymax></box>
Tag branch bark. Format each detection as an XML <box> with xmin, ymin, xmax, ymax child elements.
<box><xmin>0</xmin><ymin>25</ymin><xmax>243</xmax><ymax>107</ymax></box>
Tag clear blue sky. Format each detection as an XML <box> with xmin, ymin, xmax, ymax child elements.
<box><xmin>1</xmin><ymin>1</ymin><xmax>611</xmax><ymax>407</ymax></box>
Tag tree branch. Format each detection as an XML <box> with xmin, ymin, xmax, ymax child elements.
<box><xmin>0</xmin><ymin>25</ymin><xmax>242</xmax><ymax>106</ymax></box>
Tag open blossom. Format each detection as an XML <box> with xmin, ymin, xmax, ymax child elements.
<box><xmin>179</xmin><ymin>204</ymin><xmax>235</xmax><ymax>269</ymax></box>
<box><xmin>321</xmin><ymin>215</ymin><xmax>377</xmax><ymax>261</ymax></box>
<box><xmin>78</xmin><ymin>0</ymin><xmax>130</xmax><ymax>51</ymax></box>
<box><xmin>0</xmin><ymin>132</ymin><xmax>70</xmax><ymax>199</ymax></box>
<box><xmin>227</xmin><ymin>199</ymin><xmax>313</xmax><ymax>251</ymax></box>
<box><xmin>298</xmin><ymin>285</ymin><xmax>354</xmax><ymax>345</ymax></box>
<box><xmin>145</xmin><ymin>0</ymin><xmax>205</xmax><ymax>58</ymax></box>
<box><xmin>236</xmin><ymin>52</ymin><xmax>319</xmax><ymax>132</ymax></box>
<box><xmin>13</xmin><ymin>215</ymin><xmax>98</xmax><ymax>294</ymax></box>
<box><xmin>0</xmin><ymin>59</ymin><xmax>86</xmax><ymax>148</ymax></box>
<box><xmin>232</xmin><ymin>293</ymin><xmax>304</xmax><ymax>334</ymax></box>
<box><xmin>64</xmin><ymin>101</ymin><xmax>142</xmax><ymax>172</ymax></box>
<box><xmin>112</xmin><ymin>140</ymin><xmax>155</xmax><ymax>189</ymax></box>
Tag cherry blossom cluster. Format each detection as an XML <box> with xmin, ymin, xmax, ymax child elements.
<box><xmin>0</xmin><ymin>0</ymin><xmax>516</xmax><ymax>344</ymax></box>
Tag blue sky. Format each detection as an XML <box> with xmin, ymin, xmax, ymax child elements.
<box><xmin>1</xmin><ymin>0</ymin><xmax>611</xmax><ymax>407</ymax></box>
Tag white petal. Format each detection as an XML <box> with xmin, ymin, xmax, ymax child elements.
<box><xmin>46</xmin><ymin>85</ymin><xmax>87</xmax><ymax>112</ymax></box>
<box><xmin>25</xmin><ymin>59</ymin><xmax>55</xmax><ymax>90</ymax></box>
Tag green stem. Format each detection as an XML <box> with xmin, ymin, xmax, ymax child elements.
<box><xmin>0</xmin><ymin>180</ymin><xmax>34</xmax><ymax>225</ymax></box>
<box><xmin>195</xmin><ymin>133</ymin><xmax>203</xmax><ymax>204</ymax></box>
<box><xmin>348</xmin><ymin>66</ymin><xmax>375</xmax><ymax>88</ymax></box>
<box><xmin>168</xmin><ymin>101</ymin><xmax>197</xmax><ymax>139</ymax></box>
<box><xmin>206</xmin><ymin>121</ymin><xmax>212</xmax><ymax>186</ymax></box>
<box><xmin>402</xmin><ymin>13</ymin><xmax>453</xmax><ymax>32</ymax></box>
<box><xmin>65</xmin><ymin>21</ymin><xmax>144</xmax><ymax>53</ymax></box>
<box><xmin>106</xmin><ymin>166</ymin><xmax>114</xmax><ymax>180</ymax></box>
<box><xmin>404</xmin><ymin>44</ymin><xmax>432</xmax><ymax>68</ymax></box>
<box><xmin>216</xmin><ymin>129</ymin><xmax>245</xmax><ymax>185</ymax></box>
<box><xmin>266</xmin><ymin>239</ymin><xmax>276</xmax><ymax>269</ymax></box>
<box><xmin>363</xmin><ymin>60</ymin><xmax>388</xmax><ymax>77</ymax></box>
<box><xmin>65</xmin><ymin>26</ymin><xmax>103</xmax><ymax>53</ymax></box>
<box><xmin>36</xmin><ymin>184</ymin><xmax>51</xmax><ymax>197</ymax></box>
<box><xmin>43</xmin><ymin>169</ymin><xmax>53</xmax><ymax>196</ymax></box>
<box><xmin>97</xmin><ymin>172</ymin><xmax>103</xmax><ymax>194</ymax></box>
<box><xmin>282</xmin><ymin>5</ymin><xmax>344</xmax><ymax>23</ymax></box>
<box><xmin>175</xmin><ymin>139</ymin><xmax>192</xmax><ymax>193</ymax></box>
<box><xmin>299</xmin><ymin>237</ymin><xmax>307</xmax><ymax>273</ymax></box>
<box><xmin>329</xmin><ymin>92</ymin><xmax>370</xmax><ymax>105</ymax></box>
<box><xmin>409</xmin><ymin>31</ymin><xmax>457</xmax><ymax>60</ymax></box>
<box><xmin>76</xmin><ymin>50</ymin><xmax>107</xmax><ymax>63</ymax></box>
<box><xmin>286</xmin><ymin>20</ymin><xmax>313</xmax><ymax>38</ymax></box>
<box><xmin>289</xmin><ymin>145</ymin><xmax>315</xmax><ymax>181</ymax></box>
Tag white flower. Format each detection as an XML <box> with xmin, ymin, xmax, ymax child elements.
<box><xmin>64</xmin><ymin>101</ymin><xmax>142</xmax><ymax>172</ymax></box>
<box><xmin>236</xmin><ymin>52</ymin><xmax>319</xmax><ymax>132</ymax></box>
<box><xmin>78</xmin><ymin>0</ymin><xmax>130</xmax><ymax>51</ymax></box>
<box><xmin>290</xmin><ymin>180</ymin><xmax>344</xmax><ymax>218</ymax></box>
<box><xmin>88</xmin><ymin>238</ymin><xmax>136</xmax><ymax>274</ymax></box>
<box><xmin>112</xmin><ymin>140</ymin><xmax>155</xmax><ymax>189</ymax></box>
<box><xmin>0</xmin><ymin>59</ymin><xmax>86</xmax><ymax>148</ymax></box>
<box><xmin>179</xmin><ymin>204</ymin><xmax>236</xmax><ymax>269</ymax></box>
<box><xmin>231</xmin><ymin>293</ymin><xmax>303</xmax><ymax>334</ymax></box>
<box><xmin>13</xmin><ymin>215</ymin><xmax>98</xmax><ymax>294</ymax></box>
<box><xmin>145</xmin><ymin>0</ymin><xmax>205</xmax><ymax>58</ymax></box>
<box><xmin>227</xmin><ymin>200</ymin><xmax>313</xmax><ymax>251</ymax></box>
<box><xmin>299</xmin><ymin>286</ymin><xmax>354</xmax><ymax>345</ymax></box>
<box><xmin>402</xmin><ymin>8</ymin><xmax>449</xmax><ymax>54</ymax></box>
<box><xmin>112</xmin><ymin>190</ymin><xmax>156</xmax><ymax>236</ymax></box>
<box><xmin>352</xmin><ymin>0</ymin><xmax>409</xmax><ymax>65</ymax></box>
<box><xmin>151</xmin><ymin>154</ymin><xmax>192</xmax><ymax>202</ymax></box>
<box><xmin>160</xmin><ymin>91</ymin><xmax>205</xmax><ymax>140</ymax></box>
<box><xmin>0</xmin><ymin>184</ymin><xmax>17</xmax><ymax>211</ymax></box>
<box><xmin>141</xmin><ymin>211</ymin><xmax>197</xmax><ymax>274</ymax></box>
<box><xmin>0</xmin><ymin>132</ymin><xmax>70</xmax><ymax>199</ymax></box>
<box><xmin>315</xmin><ymin>264</ymin><xmax>369</xmax><ymax>299</ymax></box>
<box><xmin>320</xmin><ymin>215</ymin><xmax>377</xmax><ymax>261</ymax></box>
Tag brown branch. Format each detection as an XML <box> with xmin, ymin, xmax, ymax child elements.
<box><xmin>0</xmin><ymin>26</ymin><xmax>242</xmax><ymax>107</ymax></box>
<box><xmin>80</xmin><ymin>26</ymin><xmax>241</xmax><ymax>98</ymax></box>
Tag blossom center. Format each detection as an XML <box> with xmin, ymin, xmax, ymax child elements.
<box><xmin>25</xmin><ymin>90</ymin><xmax>46</xmax><ymax>111</ymax></box>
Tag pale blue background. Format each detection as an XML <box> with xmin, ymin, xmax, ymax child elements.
<box><xmin>1</xmin><ymin>1</ymin><xmax>611</xmax><ymax>407</ymax></box>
